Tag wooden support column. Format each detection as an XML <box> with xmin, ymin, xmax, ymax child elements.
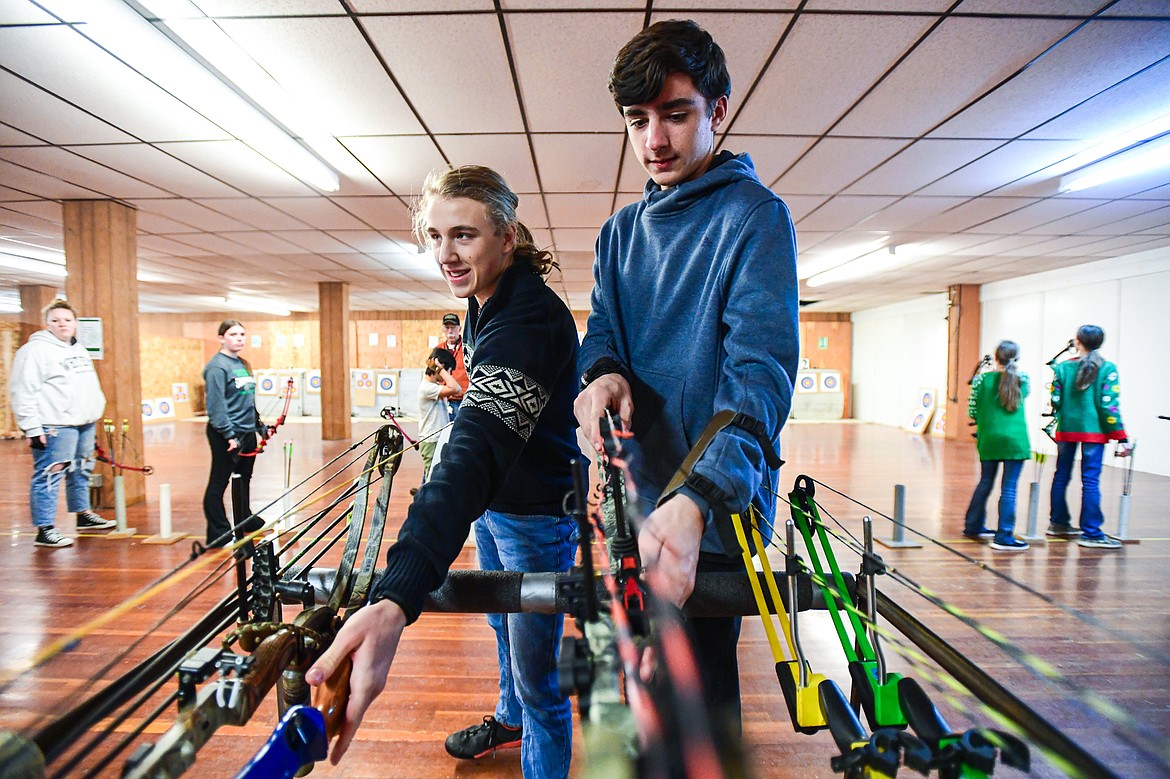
<box><xmin>62</xmin><ymin>200</ymin><xmax>145</xmax><ymax>506</ymax></box>
<box><xmin>18</xmin><ymin>284</ymin><xmax>59</xmax><ymax>345</ymax></box>
<box><xmin>319</xmin><ymin>282</ymin><xmax>351</xmax><ymax>441</ymax></box>
<box><xmin>945</xmin><ymin>284</ymin><xmax>982</xmax><ymax>441</ymax></box>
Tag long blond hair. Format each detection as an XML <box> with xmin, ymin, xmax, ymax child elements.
<box><xmin>412</xmin><ymin>165</ymin><xmax>556</xmax><ymax>277</ymax></box>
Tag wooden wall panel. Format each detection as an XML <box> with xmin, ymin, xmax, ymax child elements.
<box><xmin>945</xmin><ymin>285</ymin><xmax>982</xmax><ymax>440</ymax></box>
<box><xmin>140</xmin><ymin>336</ymin><xmax>204</xmax><ymax>407</ymax></box>
<box><xmin>798</xmin><ymin>313</ymin><xmax>853</xmax><ymax>418</ymax></box>
<box><xmin>318</xmin><ymin>283</ymin><xmax>350</xmax><ymax>440</ymax></box>
<box><xmin>0</xmin><ymin>323</ymin><xmax>22</xmax><ymax>437</ymax></box>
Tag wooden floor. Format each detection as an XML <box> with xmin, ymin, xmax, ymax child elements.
<box><xmin>0</xmin><ymin>418</ymin><xmax>1167</xmax><ymax>778</ymax></box>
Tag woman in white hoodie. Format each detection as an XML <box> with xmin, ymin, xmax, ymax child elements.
<box><xmin>10</xmin><ymin>299</ymin><xmax>114</xmax><ymax>548</ymax></box>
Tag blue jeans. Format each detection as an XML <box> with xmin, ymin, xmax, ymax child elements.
<box><xmin>447</xmin><ymin>399</ymin><xmax>461</xmax><ymax>421</ymax></box>
<box><xmin>30</xmin><ymin>423</ymin><xmax>96</xmax><ymax>528</ymax></box>
<box><xmin>475</xmin><ymin>510</ymin><xmax>578</xmax><ymax>779</ymax></box>
<box><xmin>1050</xmin><ymin>442</ymin><xmax>1106</xmax><ymax>538</ymax></box>
<box><xmin>963</xmin><ymin>460</ymin><xmax>1024</xmax><ymax>542</ymax></box>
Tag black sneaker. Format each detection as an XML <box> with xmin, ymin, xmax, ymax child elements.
<box><xmin>990</xmin><ymin>537</ymin><xmax>1029</xmax><ymax>551</ymax></box>
<box><xmin>1046</xmin><ymin>523</ymin><xmax>1081</xmax><ymax>537</ymax></box>
<box><xmin>962</xmin><ymin>529</ymin><xmax>995</xmax><ymax>541</ymax></box>
<box><xmin>444</xmin><ymin>715</ymin><xmax>522</xmax><ymax>760</ymax></box>
<box><xmin>76</xmin><ymin>511</ymin><xmax>116</xmax><ymax>531</ymax></box>
<box><xmin>35</xmin><ymin>526</ymin><xmax>74</xmax><ymax>548</ymax></box>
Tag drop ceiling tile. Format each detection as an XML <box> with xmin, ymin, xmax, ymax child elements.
<box><xmin>508</xmin><ymin>12</ymin><xmax>643</xmax><ymax>133</ymax></box>
<box><xmin>979</xmin><ymin>198</ymin><xmax>1111</xmax><ymax>235</ymax></box>
<box><xmin>733</xmin><ymin>13</ymin><xmax>937</xmax><ymax>136</ymax></box>
<box><xmin>129</xmin><ymin>199</ymin><xmax>256</xmax><ymax>232</ymax></box>
<box><xmin>74</xmin><ymin>143</ymin><xmax>247</xmax><ymax>198</ymax></box>
<box><xmin>774</xmin><ymin>137</ymin><xmax>909</xmax><ymax>195</ymax></box>
<box><xmin>438</xmin><ymin>134</ymin><xmax>540</xmax><ymax>192</ymax></box>
<box><xmin>903</xmin><ymin>197</ymin><xmax>1029</xmax><ymax>233</ymax></box>
<box><xmin>330</xmin><ymin>196</ymin><xmax>413</xmax><ymax>232</ymax></box>
<box><xmin>530</xmin><ymin>134</ymin><xmax>623</xmax><ymax>193</ymax></box>
<box><xmin>0</xmin><ymin>70</ymin><xmax>134</xmax><ymax>146</ymax></box>
<box><xmin>850</xmin><ymin>196</ymin><xmax>969</xmax><ymax>233</ymax></box>
<box><xmin>845</xmin><ymin>139</ymin><xmax>1003</xmax><ymax>196</ymax></box>
<box><xmin>781</xmin><ymin>194</ymin><xmax>829</xmax><ymax>223</ymax></box>
<box><xmin>260</xmin><ymin>197</ymin><xmax>367</xmax><ymax>230</ymax></box>
<box><xmin>192</xmin><ymin>0</ymin><xmax>343</xmax><ymax>13</ymax></box>
<box><xmin>934</xmin><ymin>21</ymin><xmax>1170</xmax><ymax>141</ymax></box>
<box><xmin>724</xmin><ymin>137</ymin><xmax>817</xmax><ymax>188</ymax></box>
<box><xmin>551</xmin><ymin>228</ymin><xmax>599</xmax><ymax>253</ymax></box>
<box><xmin>0</xmin><ymin>153</ymin><xmax>151</xmax><ymax>199</ymax></box>
<box><xmin>0</xmin><ymin>206</ymin><xmax>60</xmax><ymax>235</ymax></box>
<box><xmin>340</xmin><ymin>136</ymin><xmax>448</xmax><ymax>196</ymax></box>
<box><xmin>797</xmin><ymin>195</ymin><xmax>900</xmax><ymax>232</ymax></box>
<box><xmin>544</xmin><ymin>194</ymin><xmax>616</xmax><ymax>229</ymax></box>
<box><xmin>274</xmin><ymin>231</ymin><xmax>355</xmax><ymax>253</ymax></box>
<box><xmin>836</xmin><ymin>17</ymin><xmax>1084</xmax><ymax>137</ymax></box>
<box><xmin>917</xmin><ymin>139</ymin><xmax>1086</xmax><ymax>197</ymax></box>
<box><xmin>155</xmin><ymin>141</ymin><xmax>318</xmax><ymax>197</ymax></box>
<box><xmin>217</xmin><ymin>231</ymin><xmax>306</xmax><ymax>254</ymax></box>
<box><xmin>0</xmin><ymin>26</ymin><xmax>230</xmax><ymax>143</ymax></box>
<box><xmin>360</xmin><ymin>14</ymin><xmax>522</xmax><ymax>134</ymax></box>
<box><xmin>194</xmin><ymin>198</ymin><xmax>310</xmax><ymax>231</ymax></box>
<box><xmin>324</xmin><ymin>230</ymin><xmax>401</xmax><ymax>253</ymax></box>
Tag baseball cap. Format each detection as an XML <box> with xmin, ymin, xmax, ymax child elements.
<box><xmin>442</xmin><ymin>313</ymin><xmax>460</xmax><ymax>326</ymax></box>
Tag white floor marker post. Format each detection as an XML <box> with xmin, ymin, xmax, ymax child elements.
<box><xmin>105</xmin><ymin>473</ymin><xmax>136</xmax><ymax>538</ymax></box>
<box><xmin>144</xmin><ymin>483</ymin><xmax>186</xmax><ymax>545</ymax></box>
<box><xmin>1114</xmin><ymin>442</ymin><xmax>1139</xmax><ymax>544</ymax></box>
<box><xmin>1023</xmin><ymin>452</ymin><xmax>1047</xmax><ymax>544</ymax></box>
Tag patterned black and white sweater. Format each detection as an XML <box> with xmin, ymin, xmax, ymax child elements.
<box><xmin>371</xmin><ymin>261</ymin><xmax>580</xmax><ymax>623</ymax></box>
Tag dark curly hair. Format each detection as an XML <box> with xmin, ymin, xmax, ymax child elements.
<box><xmin>608</xmin><ymin>19</ymin><xmax>731</xmax><ymax>113</ymax></box>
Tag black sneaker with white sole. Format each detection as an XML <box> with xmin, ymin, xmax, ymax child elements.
<box><xmin>989</xmin><ymin>537</ymin><xmax>1029</xmax><ymax>551</ymax></box>
<box><xmin>445</xmin><ymin>715</ymin><xmax>522</xmax><ymax>760</ymax></box>
<box><xmin>76</xmin><ymin>511</ymin><xmax>116</xmax><ymax>531</ymax></box>
<box><xmin>35</xmin><ymin>526</ymin><xmax>74</xmax><ymax>548</ymax></box>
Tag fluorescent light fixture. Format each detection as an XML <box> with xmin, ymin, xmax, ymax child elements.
<box><xmin>36</xmin><ymin>0</ymin><xmax>340</xmax><ymax>192</ymax></box>
<box><xmin>1055</xmin><ymin>111</ymin><xmax>1170</xmax><ymax>176</ymax></box>
<box><xmin>0</xmin><ymin>252</ymin><xmax>68</xmax><ymax>277</ymax></box>
<box><xmin>137</xmin><ymin>0</ymin><xmax>363</xmax><ymax>182</ymax></box>
<box><xmin>0</xmin><ymin>300</ymin><xmax>23</xmax><ymax>313</ymax></box>
<box><xmin>797</xmin><ymin>235</ymin><xmax>888</xmax><ymax>280</ymax></box>
<box><xmin>0</xmin><ymin>238</ymin><xmax>66</xmax><ymax>263</ymax></box>
<box><xmin>807</xmin><ymin>245</ymin><xmax>906</xmax><ymax>289</ymax></box>
<box><xmin>1059</xmin><ymin>133</ymin><xmax>1170</xmax><ymax>193</ymax></box>
<box><xmin>222</xmin><ymin>295</ymin><xmax>291</xmax><ymax>316</ymax></box>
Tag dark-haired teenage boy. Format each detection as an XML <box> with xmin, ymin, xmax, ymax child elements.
<box><xmin>575</xmin><ymin>19</ymin><xmax>799</xmax><ymax>731</ymax></box>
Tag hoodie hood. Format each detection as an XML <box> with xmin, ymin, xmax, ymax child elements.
<box><xmin>642</xmin><ymin>151</ymin><xmax>756</xmax><ymax>214</ymax></box>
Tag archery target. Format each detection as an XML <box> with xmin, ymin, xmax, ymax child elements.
<box><xmin>376</xmin><ymin>372</ymin><xmax>399</xmax><ymax>396</ymax></box>
<box><xmin>904</xmin><ymin>386</ymin><xmax>937</xmax><ymax>434</ymax></box>
<box><xmin>931</xmin><ymin>408</ymin><xmax>947</xmax><ymax>436</ymax></box>
<box><xmin>306</xmin><ymin>370</ymin><xmax>321</xmax><ymax>393</ymax></box>
<box><xmin>278</xmin><ymin>374</ymin><xmax>300</xmax><ymax>397</ymax></box>
<box><xmin>352</xmin><ymin>370</ymin><xmax>376</xmax><ymax>407</ymax></box>
<box><xmin>819</xmin><ymin>371</ymin><xmax>841</xmax><ymax>392</ymax></box>
<box><xmin>171</xmin><ymin>383</ymin><xmax>189</xmax><ymax>402</ymax></box>
<box><xmin>155</xmin><ymin>398</ymin><xmax>175</xmax><ymax>419</ymax></box>
<box><xmin>141</xmin><ymin>399</ymin><xmax>157</xmax><ymax>420</ymax></box>
<box><xmin>796</xmin><ymin>371</ymin><xmax>818</xmax><ymax>393</ymax></box>
<box><xmin>257</xmin><ymin>372</ymin><xmax>277</xmax><ymax>395</ymax></box>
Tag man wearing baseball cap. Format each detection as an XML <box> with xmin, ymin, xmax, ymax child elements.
<box><xmin>441</xmin><ymin>313</ymin><xmax>469</xmax><ymax>418</ymax></box>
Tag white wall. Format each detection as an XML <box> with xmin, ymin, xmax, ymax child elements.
<box><xmin>851</xmin><ymin>294</ymin><xmax>950</xmax><ymax>428</ymax></box>
<box><xmin>981</xmin><ymin>245</ymin><xmax>1170</xmax><ymax>477</ymax></box>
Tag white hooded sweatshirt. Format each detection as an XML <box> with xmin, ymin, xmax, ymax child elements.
<box><xmin>10</xmin><ymin>330</ymin><xmax>107</xmax><ymax>437</ymax></box>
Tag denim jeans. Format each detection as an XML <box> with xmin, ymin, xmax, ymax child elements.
<box><xmin>475</xmin><ymin>510</ymin><xmax>578</xmax><ymax>779</ymax></box>
<box><xmin>1050</xmin><ymin>441</ymin><xmax>1106</xmax><ymax>538</ymax></box>
<box><xmin>30</xmin><ymin>423</ymin><xmax>96</xmax><ymax>528</ymax></box>
<box><xmin>963</xmin><ymin>459</ymin><xmax>1024</xmax><ymax>542</ymax></box>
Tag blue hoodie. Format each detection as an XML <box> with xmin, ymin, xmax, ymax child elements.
<box><xmin>580</xmin><ymin>152</ymin><xmax>798</xmax><ymax>557</ymax></box>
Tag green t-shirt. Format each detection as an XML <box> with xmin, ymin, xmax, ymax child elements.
<box><xmin>968</xmin><ymin>371</ymin><xmax>1031</xmax><ymax>461</ymax></box>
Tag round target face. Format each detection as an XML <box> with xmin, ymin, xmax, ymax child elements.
<box><xmin>309</xmin><ymin>374</ymin><xmax>322</xmax><ymax>389</ymax></box>
<box><xmin>157</xmin><ymin>400</ymin><xmax>172</xmax><ymax>414</ymax></box>
<box><xmin>822</xmin><ymin>375</ymin><xmax>838</xmax><ymax>390</ymax></box>
<box><xmin>379</xmin><ymin>376</ymin><xmax>395</xmax><ymax>391</ymax></box>
<box><xmin>921</xmin><ymin>392</ymin><xmax>934</xmax><ymax>407</ymax></box>
<box><xmin>799</xmin><ymin>376</ymin><xmax>816</xmax><ymax>390</ymax></box>
<box><xmin>260</xmin><ymin>377</ymin><xmax>276</xmax><ymax>392</ymax></box>
<box><xmin>912</xmin><ymin>413</ymin><xmax>925</xmax><ymax>427</ymax></box>
<box><xmin>141</xmin><ymin>402</ymin><xmax>154</xmax><ymax>417</ymax></box>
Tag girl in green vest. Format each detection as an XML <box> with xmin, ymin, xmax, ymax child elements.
<box><xmin>1048</xmin><ymin>325</ymin><xmax>1131</xmax><ymax>549</ymax></box>
<box><xmin>963</xmin><ymin>340</ymin><xmax>1031</xmax><ymax>551</ymax></box>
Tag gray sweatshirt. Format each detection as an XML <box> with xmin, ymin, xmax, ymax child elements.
<box><xmin>202</xmin><ymin>352</ymin><xmax>262</xmax><ymax>441</ymax></box>
<box><xmin>10</xmin><ymin>330</ymin><xmax>106</xmax><ymax>437</ymax></box>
